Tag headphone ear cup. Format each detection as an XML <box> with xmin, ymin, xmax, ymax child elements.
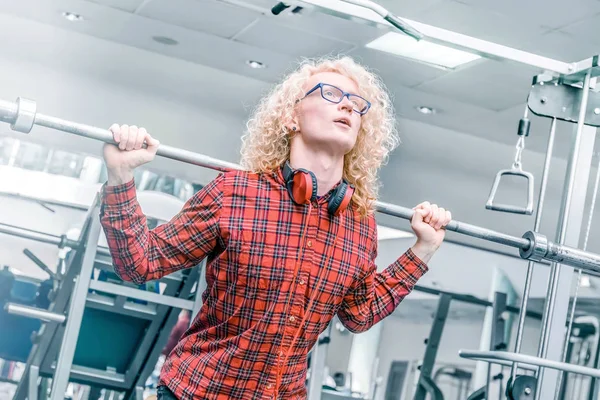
<box><xmin>328</xmin><ymin>183</ymin><xmax>354</xmax><ymax>216</ymax></box>
<box><xmin>291</xmin><ymin>170</ymin><xmax>317</xmax><ymax>204</ymax></box>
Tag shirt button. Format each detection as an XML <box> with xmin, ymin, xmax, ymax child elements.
<box><xmin>266</xmin><ymin>383</ymin><xmax>273</xmax><ymax>389</ymax></box>
<box><xmin>307</xmin><ymin>240</ymin><xmax>312</xmax><ymax>247</ymax></box>
<box><xmin>299</xmin><ymin>278</ymin><xmax>305</xmax><ymax>285</ymax></box>
<box><xmin>289</xmin><ymin>316</ymin><xmax>296</xmax><ymax>322</ymax></box>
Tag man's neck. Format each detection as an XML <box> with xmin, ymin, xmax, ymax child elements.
<box><xmin>289</xmin><ymin>144</ymin><xmax>344</xmax><ymax>197</ymax></box>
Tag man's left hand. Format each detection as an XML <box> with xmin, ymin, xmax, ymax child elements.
<box><xmin>409</xmin><ymin>201</ymin><xmax>452</xmax><ymax>262</ymax></box>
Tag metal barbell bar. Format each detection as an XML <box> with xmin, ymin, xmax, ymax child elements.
<box><xmin>0</xmin><ymin>222</ymin><xmax>111</xmax><ymax>257</ymax></box>
<box><xmin>3</xmin><ymin>96</ymin><xmax>600</xmax><ymax>273</ymax></box>
<box><xmin>0</xmin><ymin>221</ymin><xmax>78</xmax><ymax>248</ymax></box>
<box><xmin>4</xmin><ymin>303</ymin><xmax>66</xmax><ymax>324</ymax></box>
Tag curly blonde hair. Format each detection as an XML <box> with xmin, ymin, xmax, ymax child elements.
<box><xmin>239</xmin><ymin>56</ymin><xmax>399</xmax><ymax>217</ymax></box>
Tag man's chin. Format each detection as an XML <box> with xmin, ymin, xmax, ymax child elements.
<box><xmin>324</xmin><ymin>140</ymin><xmax>355</xmax><ymax>156</ymax></box>
<box><xmin>303</xmin><ymin>134</ymin><xmax>357</xmax><ymax>156</ymax></box>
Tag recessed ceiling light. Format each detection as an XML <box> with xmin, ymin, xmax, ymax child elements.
<box><xmin>581</xmin><ymin>275</ymin><xmax>592</xmax><ymax>288</ymax></box>
<box><xmin>152</xmin><ymin>36</ymin><xmax>179</xmax><ymax>46</ymax></box>
<box><xmin>246</xmin><ymin>60</ymin><xmax>266</xmax><ymax>69</ymax></box>
<box><xmin>417</xmin><ymin>106</ymin><xmax>436</xmax><ymax>115</ymax></box>
<box><xmin>367</xmin><ymin>32</ymin><xmax>480</xmax><ymax>69</ymax></box>
<box><xmin>62</xmin><ymin>12</ymin><xmax>83</xmax><ymax>22</ymax></box>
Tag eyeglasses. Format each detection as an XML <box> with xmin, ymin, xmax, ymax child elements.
<box><xmin>301</xmin><ymin>83</ymin><xmax>371</xmax><ymax>115</ymax></box>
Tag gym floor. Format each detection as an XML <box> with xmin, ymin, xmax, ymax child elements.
<box><xmin>1</xmin><ymin>0</ymin><xmax>600</xmax><ymax>399</ymax></box>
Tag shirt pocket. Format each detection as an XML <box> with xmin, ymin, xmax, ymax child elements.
<box><xmin>225</xmin><ymin>230</ymin><xmax>283</xmax><ymax>308</ymax></box>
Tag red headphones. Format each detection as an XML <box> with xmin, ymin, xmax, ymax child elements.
<box><xmin>282</xmin><ymin>161</ymin><xmax>354</xmax><ymax>216</ymax></box>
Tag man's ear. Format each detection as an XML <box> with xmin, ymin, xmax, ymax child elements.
<box><xmin>286</xmin><ymin>114</ymin><xmax>300</xmax><ymax>133</ymax></box>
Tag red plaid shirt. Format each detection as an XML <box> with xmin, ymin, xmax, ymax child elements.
<box><xmin>99</xmin><ymin>168</ymin><xmax>428</xmax><ymax>400</ymax></box>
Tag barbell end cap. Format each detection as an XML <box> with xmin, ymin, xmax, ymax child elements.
<box><xmin>519</xmin><ymin>230</ymin><xmax>548</xmax><ymax>262</ymax></box>
<box><xmin>10</xmin><ymin>97</ymin><xmax>37</xmax><ymax>133</ymax></box>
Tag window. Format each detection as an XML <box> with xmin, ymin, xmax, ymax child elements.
<box><xmin>46</xmin><ymin>150</ymin><xmax>85</xmax><ymax>178</ymax></box>
<box><xmin>13</xmin><ymin>142</ymin><xmax>50</xmax><ymax>172</ymax></box>
<box><xmin>0</xmin><ymin>138</ymin><xmax>16</xmax><ymax>166</ymax></box>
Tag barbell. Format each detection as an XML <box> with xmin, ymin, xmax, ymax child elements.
<box><xmin>2</xmin><ymin>96</ymin><xmax>600</xmax><ymax>274</ymax></box>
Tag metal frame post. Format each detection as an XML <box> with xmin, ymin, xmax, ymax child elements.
<box><xmin>49</xmin><ymin>199</ymin><xmax>102</xmax><ymax>400</ymax></box>
<box><xmin>535</xmin><ymin>72</ymin><xmax>597</xmax><ymax>400</ymax></box>
<box><xmin>509</xmin><ymin>116</ymin><xmax>558</xmax><ymax>383</ymax></box>
<box><xmin>485</xmin><ymin>292</ymin><xmax>507</xmax><ymax>397</ymax></box>
<box><xmin>307</xmin><ymin>323</ymin><xmax>332</xmax><ymax>400</ymax></box>
<box><xmin>414</xmin><ymin>293</ymin><xmax>451</xmax><ymax>400</ymax></box>
<box><xmin>11</xmin><ymin>203</ymin><xmax>97</xmax><ymax>400</ymax></box>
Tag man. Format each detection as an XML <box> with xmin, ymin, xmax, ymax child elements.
<box><xmin>99</xmin><ymin>56</ymin><xmax>452</xmax><ymax>399</ymax></box>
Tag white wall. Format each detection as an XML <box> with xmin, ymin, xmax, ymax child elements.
<box><xmin>0</xmin><ymin>38</ymin><xmax>248</xmax><ymax>187</ymax></box>
<box><xmin>0</xmin><ymin>29</ymin><xmax>252</xmax><ymax>278</ymax></box>
<box><xmin>326</xmin><ymin>322</ymin><xmax>355</xmax><ymax>378</ymax></box>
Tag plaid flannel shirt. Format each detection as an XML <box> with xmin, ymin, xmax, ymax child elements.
<box><xmin>99</xmin><ymin>168</ymin><xmax>428</xmax><ymax>399</ymax></box>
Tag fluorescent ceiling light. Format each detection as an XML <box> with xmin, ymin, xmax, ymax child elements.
<box><xmin>366</xmin><ymin>31</ymin><xmax>481</xmax><ymax>69</ymax></box>
<box><xmin>377</xmin><ymin>224</ymin><xmax>414</xmax><ymax>241</ymax></box>
<box><xmin>299</xmin><ymin>0</ymin><xmax>482</xmax><ymax>69</ymax></box>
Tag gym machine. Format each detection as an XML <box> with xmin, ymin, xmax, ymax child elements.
<box><xmin>0</xmin><ymin>197</ymin><xmax>206</xmax><ymax>400</ymax></box>
<box><xmin>409</xmin><ymin>286</ymin><xmax>541</xmax><ymax>400</ymax></box>
<box><xmin>382</xmin><ymin>285</ymin><xmax>598</xmax><ymax>400</ymax></box>
<box><xmin>557</xmin><ymin>316</ymin><xmax>600</xmax><ymax>400</ymax></box>
<box><xmin>1</xmin><ymin>0</ymin><xmax>600</xmax><ymax>397</ymax></box>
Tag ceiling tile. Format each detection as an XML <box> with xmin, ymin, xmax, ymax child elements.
<box><xmin>390</xmin><ymin>85</ymin><xmax>506</xmax><ymax>143</ymax></box>
<box><xmin>418</xmin><ymin>78</ymin><xmax>526</xmax><ymax>111</ymax></box>
<box><xmin>410</xmin><ymin>1</ymin><xmax>545</xmax><ymax>50</ymax></box>
<box><xmin>413</xmin><ymin>59</ymin><xmax>539</xmax><ymax>111</ymax></box>
<box><xmin>136</xmin><ymin>0</ymin><xmax>261</xmax><ymax>38</ymax></box>
<box><xmin>84</xmin><ymin>0</ymin><xmax>145</xmax><ymax>13</ymax></box>
<box><xmin>234</xmin><ymin>17</ymin><xmax>355</xmax><ymax>57</ymax></box>
<box><xmin>518</xmin><ymin>30</ymin><xmax>600</xmax><ymax>62</ymax></box>
<box><xmin>0</xmin><ymin>0</ymin><xmax>136</xmax><ymax>38</ymax></box>
<box><xmin>558</xmin><ymin>13</ymin><xmax>600</xmax><ymax>46</ymax></box>
<box><xmin>456</xmin><ymin>0</ymin><xmax>600</xmax><ymax>30</ymax></box>
<box><xmin>104</xmin><ymin>15</ymin><xmax>296</xmax><ymax>82</ymax></box>
<box><xmin>348</xmin><ymin>47</ymin><xmax>449</xmax><ymax>88</ymax></box>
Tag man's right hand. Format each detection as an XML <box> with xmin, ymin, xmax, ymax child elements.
<box><xmin>103</xmin><ymin>124</ymin><xmax>160</xmax><ymax>185</ymax></box>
